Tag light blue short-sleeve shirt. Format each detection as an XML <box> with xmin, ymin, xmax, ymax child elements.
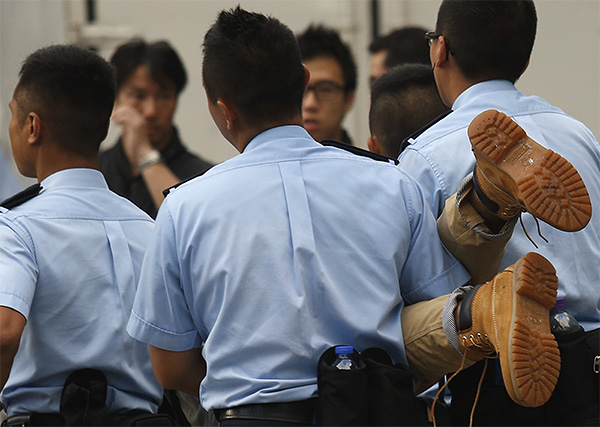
<box><xmin>128</xmin><ymin>126</ymin><xmax>470</xmax><ymax>410</ymax></box>
<box><xmin>0</xmin><ymin>169</ymin><xmax>163</xmax><ymax>417</ymax></box>
<box><xmin>398</xmin><ymin>80</ymin><xmax>600</xmax><ymax>331</ymax></box>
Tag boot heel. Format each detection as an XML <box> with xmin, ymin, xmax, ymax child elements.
<box><xmin>509</xmin><ymin>252</ymin><xmax>561</xmax><ymax>407</ymax></box>
<box><xmin>468</xmin><ymin>109</ymin><xmax>526</xmax><ymax>163</ymax></box>
<box><xmin>515</xmin><ymin>252</ymin><xmax>558</xmax><ymax>310</ymax></box>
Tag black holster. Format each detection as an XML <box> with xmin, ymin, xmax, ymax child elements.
<box><xmin>3</xmin><ymin>369</ymin><xmax>174</xmax><ymax>427</ymax></box>
<box><xmin>60</xmin><ymin>369</ymin><xmax>110</xmax><ymax>426</ymax></box>
<box><xmin>61</xmin><ymin>369</ymin><xmax>175</xmax><ymax>426</ymax></box>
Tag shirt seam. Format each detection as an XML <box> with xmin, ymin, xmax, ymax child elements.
<box><xmin>130</xmin><ymin>310</ymin><xmax>196</xmax><ymax>337</ymax></box>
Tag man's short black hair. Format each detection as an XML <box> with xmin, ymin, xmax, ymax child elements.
<box><xmin>369</xmin><ymin>26</ymin><xmax>430</xmax><ymax>68</ymax></box>
<box><xmin>369</xmin><ymin>64</ymin><xmax>449</xmax><ymax>158</ymax></box>
<box><xmin>297</xmin><ymin>25</ymin><xmax>357</xmax><ymax>92</ymax></box>
<box><xmin>436</xmin><ymin>0</ymin><xmax>536</xmax><ymax>83</ymax></box>
<box><xmin>110</xmin><ymin>39</ymin><xmax>187</xmax><ymax>95</ymax></box>
<box><xmin>202</xmin><ymin>6</ymin><xmax>306</xmax><ymax>127</ymax></box>
<box><xmin>15</xmin><ymin>44</ymin><xmax>116</xmax><ymax>157</ymax></box>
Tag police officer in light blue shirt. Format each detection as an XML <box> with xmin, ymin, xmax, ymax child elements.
<box><xmin>124</xmin><ymin>7</ymin><xmax>480</xmax><ymax>422</ymax></box>
<box><xmin>398</xmin><ymin>1</ymin><xmax>600</xmax><ymax>424</ymax></box>
<box><xmin>128</xmin><ymin>124</ymin><xmax>470</xmax><ymax>410</ymax></box>
<box><xmin>399</xmin><ymin>0</ymin><xmax>600</xmax><ymax>335</ymax></box>
<box><xmin>0</xmin><ymin>45</ymin><xmax>164</xmax><ymax>424</ymax></box>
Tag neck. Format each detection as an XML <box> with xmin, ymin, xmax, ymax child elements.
<box><xmin>35</xmin><ymin>141</ymin><xmax>98</xmax><ymax>182</ymax></box>
<box><xmin>234</xmin><ymin>115</ymin><xmax>304</xmax><ymax>152</ymax></box>
<box><xmin>332</xmin><ymin>128</ymin><xmax>345</xmax><ymax>142</ymax></box>
<box><xmin>435</xmin><ymin>59</ymin><xmax>483</xmax><ymax>107</ymax></box>
<box><xmin>152</xmin><ymin>127</ymin><xmax>174</xmax><ymax>152</ymax></box>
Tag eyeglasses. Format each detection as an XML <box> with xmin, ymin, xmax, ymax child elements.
<box><xmin>304</xmin><ymin>81</ymin><xmax>345</xmax><ymax>103</ymax></box>
<box><xmin>425</xmin><ymin>31</ymin><xmax>455</xmax><ymax>57</ymax></box>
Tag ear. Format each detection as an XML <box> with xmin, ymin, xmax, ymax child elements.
<box><xmin>303</xmin><ymin>64</ymin><xmax>311</xmax><ymax>89</ymax></box>
<box><xmin>27</xmin><ymin>112</ymin><xmax>43</xmax><ymax>145</ymax></box>
<box><xmin>217</xmin><ymin>99</ymin><xmax>237</xmax><ymax>130</ymax></box>
<box><xmin>367</xmin><ymin>135</ymin><xmax>384</xmax><ymax>155</ymax></box>
<box><xmin>434</xmin><ymin>36</ymin><xmax>450</xmax><ymax>68</ymax></box>
<box><xmin>342</xmin><ymin>90</ymin><xmax>356</xmax><ymax>115</ymax></box>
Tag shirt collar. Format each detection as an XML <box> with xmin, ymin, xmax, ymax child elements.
<box><xmin>243</xmin><ymin>125</ymin><xmax>314</xmax><ymax>152</ymax></box>
<box><xmin>40</xmin><ymin>168</ymin><xmax>109</xmax><ymax>191</ymax></box>
<box><xmin>452</xmin><ymin>80</ymin><xmax>517</xmax><ymax>111</ymax></box>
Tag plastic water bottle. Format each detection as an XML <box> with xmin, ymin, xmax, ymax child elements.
<box><xmin>332</xmin><ymin>346</ymin><xmax>358</xmax><ymax>370</ymax></box>
<box><xmin>550</xmin><ymin>298</ymin><xmax>583</xmax><ymax>335</ymax></box>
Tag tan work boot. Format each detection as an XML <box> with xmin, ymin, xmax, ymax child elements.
<box><xmin>468</xmin><ymin>109</ymin><xmax>591</xmax><ymax>232</ymax></box>
<box><xmin>457</xmin><ymin>252</ymin><xmax>560</xmax><ymax>407</ymax></box>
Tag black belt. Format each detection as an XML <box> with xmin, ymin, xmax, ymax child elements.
<box><xmin>3</xmin><ymin>411</ymin><xmax>173</xmax><ymax>427</ymax></box>
<box><xmin>215</xmin><ymin>399</ymin><xmax>317</xmax><ymax>425</ymax></box>
<box><xmin>2</xmin><ymin>413</ymin><xmax>64</xmax><ymax>427</ymax></box>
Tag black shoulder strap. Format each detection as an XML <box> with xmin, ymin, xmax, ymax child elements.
<box><xmin>0</xmin><ymin>184</ymin><xmax>42</xmax><ymax>210</ymax></box>
<box><xmin>320</xmin><ymin>139</ymin><xmax>399</xmax><ymax>165</ymax></box>
<box><xmin>398</xmin><ymin>109</ymin><xmax>453</xmax><ymax>156</ymax></box>
<box><xmin>162</xmin><ymin>170</ymin><xmax>208</xmax><ymax>198</ymax></box>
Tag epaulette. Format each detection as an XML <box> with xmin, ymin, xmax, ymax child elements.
<box><xmin>320</xmin><ymin>139</ymin><xmax>399</xmax><ymax>165</ymax></box>
<box><xmin>398</xmin><ymin>109</ymin><xmax>453</xmax><ymax>155</ymax></box>
<box><xmin>162</xmin><ymin>169</ymin><xmax>210</xmax><ymax>198</ymax></box>
<box><xmin>0</xmin><ymin>184</ymin><xmax>42</xmax><ymax>210</ymax></box>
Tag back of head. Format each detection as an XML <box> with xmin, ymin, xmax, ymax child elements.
<box><xmin>297</xmin><ymin>24</ymin><xmax>357</xmax><ymax>92</ymax></box>
<box><xmin>110</xmin><ymin>39</ymin><xmax>187</xmax><ymax>95</ymax></box>
<box><xmin>202</xmin><ymin>6</ymin><xmax>306</xmax><ymax>127</ymax></box>
<box><xmin>15</xmin><ymin>44</ymin><xmax>116</xmax><ymax>157</ymax></box>
<box><xmin>369</xmin><ymin>26</ymin><xmax>430</xmax><ymax>68</ymax></box>
<box><xmin>436</xmin><ymin>0</ymin><xmax>536</xmax><ymax>83</ymax></box>
<box><xmin>369</xmin><ymin>64</ymin><xmax>449</xmax><ymax>158</ymax></box>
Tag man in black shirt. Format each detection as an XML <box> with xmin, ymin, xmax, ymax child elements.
<box><xmin>99</xmin><ymin>39</ymin><xmax>213</xmax><ymax>218</ymax></box>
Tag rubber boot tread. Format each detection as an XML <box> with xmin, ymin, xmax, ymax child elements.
<box><xmin>468</xmin><ymin>110</ymin><xmax>591</xmax><ymax>231</ymax></box>
<box><xmin>507</xmin><ymin>253</ymin><xmax>560</xmax><ymax>407</ymax></box>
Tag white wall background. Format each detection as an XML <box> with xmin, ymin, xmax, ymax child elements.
<box><xmin>1</xmin><ymin>0</ymin><xmax>599</xmax><ymax>174</ymax></box>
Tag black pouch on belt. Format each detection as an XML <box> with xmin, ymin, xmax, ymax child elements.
<box><xmin>316</xmin><ymin>346</ymin><xmax>368</xmax><ymax>426</ymax></box>
<box><xmin>316</xmin><ymin>346</ymin><xmax>438</xmax><ymax>426</ymax></box>
<box><xmin>60</xmin><ymin>369</ymin><xmax>110</xmax><ymax>426</ymax></box>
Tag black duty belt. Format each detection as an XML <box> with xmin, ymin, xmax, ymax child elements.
<box><xmin>215</xmin><ymin>399</ymin><xmax>317</xmax><ymax>425</ymax></box>
<box><xmin>2</xmin><ymin>413</ymin><xmax>64</xmax><ymax>427</ymax></box>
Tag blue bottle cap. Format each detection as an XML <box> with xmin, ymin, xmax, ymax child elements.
<box><xmin>553</xmin><ymin>297</ymin><xmax>566</xmax><ymax>311</ymax></box>
<box><xmin>335</xmin><ymin>346</ymin><xmax>354</xmax><ymax>355</ymax></box>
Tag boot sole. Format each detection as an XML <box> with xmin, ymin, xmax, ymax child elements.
<box><xmin>468</xmin><ymin>110</ymin><xmax>591</xmax><ymax>232</ymax></box>
<box><xmin>505</xmin><ymin>252</ymin><xmax>560</xmax><ymax>407</ymax></box>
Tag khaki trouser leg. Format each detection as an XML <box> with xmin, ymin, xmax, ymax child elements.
<box><xmin>402</xmin><ymin>295</ymin><xmax>473</xmax><ymax>394</ymax></box>
<box><xmin>402</xmin><ymin>178</ymin><xmax>514</xmax><ymax>393</ymax></box>
<box><xmin>437</xmin><ymin>192</ymin><xmax>513</xmax><ymax>285</ymax></box>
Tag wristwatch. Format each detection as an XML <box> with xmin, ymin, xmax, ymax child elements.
<box><xmin>137</xmin><ymin>149</ymin><xmax>162</xmax><ymax>172</ymax></box>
